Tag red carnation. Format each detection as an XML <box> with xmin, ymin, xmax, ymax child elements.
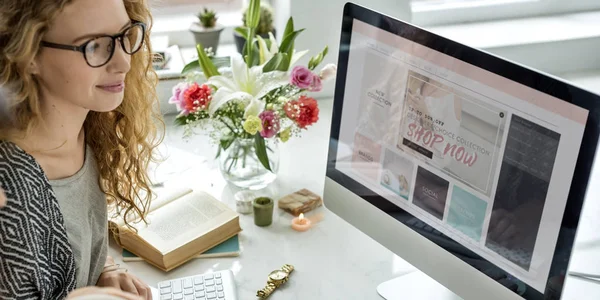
<box><xmin>183</xmin><ymin>83</ymin><xmax>212</xmax><ymax>113</ymax></box>
<box><xmin>285</xmin><ymin>95</ymin><xmax>319</xmax><ymax>129</ymax></box>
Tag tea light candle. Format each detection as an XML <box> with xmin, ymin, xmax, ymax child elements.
<box><xmin>291</xmin><ymin>213</ymin><xmax>312</xmax><ymax>232</ymax></box>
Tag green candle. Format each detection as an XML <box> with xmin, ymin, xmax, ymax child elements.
<box><xmin>253</xmin><ymin>197</ymin><xmax>274</xmax><ymax>227</ymax></box>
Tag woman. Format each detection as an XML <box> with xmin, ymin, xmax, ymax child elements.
<box><xmin>0</xmin><ymin>0</ymin><xmax>163</xmax><ymax>299</ymax></box>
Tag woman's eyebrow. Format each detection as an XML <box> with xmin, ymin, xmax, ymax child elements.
<box><xmin>71</xmin><ymin>20</ymin><xmax>132</xmax><ymax>44</ymax></box>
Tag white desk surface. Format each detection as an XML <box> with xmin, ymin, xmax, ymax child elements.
<box><xmin>109</xmin><ymin>99</ymin><xmax>600</xmax><ymax>300</ymax></box>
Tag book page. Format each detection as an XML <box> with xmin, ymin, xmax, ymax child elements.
<box><xmin>133</xmin><ymin>190</ymin><xmax>237</xmax><ymax>254</ymax></box>
<box><xmin>108</xmin><ymin>186</ymin><xmax>193</xmax><ymax>227</ymax></box>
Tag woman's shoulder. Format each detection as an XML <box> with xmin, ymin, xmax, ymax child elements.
<box><xmin>0</xmin><ymin>140</ymin><xmax>46</xmax><ymax>185</ymax></box>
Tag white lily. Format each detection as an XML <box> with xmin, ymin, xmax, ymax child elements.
<box><xmin>207</xmin><ymin>52</ymin><xmax>289</xmax><ymax>117</ymax></box>
<box><xmin>257</xmin><ymin>32</ymin><xmax>309</xmax><ymax>67</ymax></box>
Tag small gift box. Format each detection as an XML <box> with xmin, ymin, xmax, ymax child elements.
<box><xmin>278</xmin><ymin>189</ymin><xmax>323</xmax><ymax>216</ymax></box>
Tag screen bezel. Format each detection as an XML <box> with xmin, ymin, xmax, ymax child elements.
<box><xmin>326</xmin><ymin>2</ymin><xmax>600</xmax><ymax>299</ymax></box>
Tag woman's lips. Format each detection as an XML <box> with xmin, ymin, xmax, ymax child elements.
<box><xmin>97</xmin><ymin>82</ymin><xmax>125</xmax><ymax>93</ymax></box>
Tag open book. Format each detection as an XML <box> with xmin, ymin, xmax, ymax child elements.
<box><xmin>122</xmin><ymin>234</ymin><xmax>241</xmax><ymax>261</ymax></box>
<box><xmin>109</xmin><ymin>187</ymin><xmax>242</xmax><ymax>272</ymax></box>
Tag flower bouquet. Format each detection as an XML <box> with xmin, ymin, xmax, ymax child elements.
<box><xmin>169</xmin><ymin>0</ymin><xmax>337</xmax><ymax>189</ymax></box>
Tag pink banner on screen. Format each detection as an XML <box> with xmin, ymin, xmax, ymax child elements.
<box><xmin>353</xmin><ymin>20</ymin><xmax>588</xmax><ymax>125</ymax></box>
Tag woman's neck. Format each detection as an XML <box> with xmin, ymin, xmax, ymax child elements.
<box><xmin>20</xmin><ymin>96</ymin><xmax>89</xmax><ymax>156</ymax></box>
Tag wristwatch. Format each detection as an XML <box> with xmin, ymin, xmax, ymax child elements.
<box><xmin>256</xmin><ymin>264</ymin><xmax>295</xmax><ymax>298</ymax></box>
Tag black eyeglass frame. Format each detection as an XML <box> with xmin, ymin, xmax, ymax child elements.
<box><xmin>40</xmin><ymin>20</ymin><xmax>147</xmax><ymax>68</ymax></box>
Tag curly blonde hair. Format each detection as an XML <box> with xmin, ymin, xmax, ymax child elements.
<box><xmin>0</xmin><ymin>0</ymin><xmax>164</xmax><ymax>228</ymax></box>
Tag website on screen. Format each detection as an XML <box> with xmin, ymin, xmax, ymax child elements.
<box><xmin>335</xmin><ymin>19</ymin><xmax>589</xmax><ymax>291</ymax></box>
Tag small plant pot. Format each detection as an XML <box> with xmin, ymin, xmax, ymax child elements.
<box><xmin>190</xmin><ymin>23</ymin><xmax>224</xmax><ymax>53</ymax></box>
<box><xmin>233</xmin><ymin>29</ymin><xmax>276</xmax><ymax>54</ymax></box>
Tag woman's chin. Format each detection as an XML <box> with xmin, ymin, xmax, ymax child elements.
<box><xmin>90</xmin><ymin>95</ymin><xmax>124</xmax><ymax>112</ymax></box>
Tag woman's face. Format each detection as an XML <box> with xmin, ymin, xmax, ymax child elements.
<box><xmin>35</xmin><ymin>0</ymin><xmax>133</xmax><ymax>112</ymax></box>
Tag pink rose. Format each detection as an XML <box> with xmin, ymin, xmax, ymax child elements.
<box><xmin>290</xmin><ymin>66</ymin><xmax>314</xmax><ymax>89</ymax></box>
<box><xmin>309</xmin><ymin>75</ymin><xmax>322</xmax><ymax>92</ymax></box>
<box><xmin>259</xmin><ymin>110</ymin><xmax>280</xmax><ymax>138</ymax></box>
<box><xmin>169</xmin><ymin>82</ymin><xmax>190</xmax><ymax>114</ymax></box>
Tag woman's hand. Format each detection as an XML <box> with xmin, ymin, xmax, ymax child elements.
<box><xmin>0</xmin><ymin>188</ymin><xmax>7</xmax><ymax>208</ymax></box>
<box><xmin>66</xmin><ymin>286</ymin><xmax>144</xmax><ymax>300</ymax></box>
<box><xmin>96</xmin><ymin>269</ymin><xmax>152</xmax><ymax>300</ymax></box>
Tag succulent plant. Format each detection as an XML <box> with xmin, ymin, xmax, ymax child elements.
<box><xmin>198</xmin><ymin>7</ymin><xmax>217</xmax><ymax>28</ymax></box>
<box><xmin>242</xmin><ymin>3</ymin><xmax>274</xmax><ymax>35</ymax></box>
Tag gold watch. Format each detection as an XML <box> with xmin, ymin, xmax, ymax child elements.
<box><xmin>256</xmin><ymin>264</ymin><xmax>294</xmax><ymax>299</ymax></box>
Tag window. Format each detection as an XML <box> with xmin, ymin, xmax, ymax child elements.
<box><xmin>150</xmin><ymin>0</ymin><xmax>245</xmax><ymax>16</ymax></box>
<box><xmin>411</xmin><ymin>0</ymin><xmax>600</xmax><ymax>26</ymax></box>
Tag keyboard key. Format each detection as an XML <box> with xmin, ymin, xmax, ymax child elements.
<box><xmin>216</xmin><ymin>286</ymin><xmax>223</xmax><ymax>292</ymax></box>
<box><xmin>161</xmin><ymin>287</ymin><xmax>172</xmax><ymax>295</ymax></box>
<box><xmin>214</xmin><ymin>273</ymin><xmax>221</xmax><ymax>279</ymax></box>
<box><xmin>159</xmin><ymin>281</ymin><xmax>171</xmax><ymax>289</ymax></box>
<box><xmin>184</xmin><ymin>278</ymin><xmax>193</xmax><ymax>289</ymax></box>
<box><xmin>184</xmin><ymin>288</ymin><xmax>194</xmax><ymax>295</ymax></box>
<box><xmin>194</xmin><ymin>285</ymin><xmax>204</xmax><ymax>292</ymax></box>
<box><xmin>195</xmin><ymin>291</ymin><xmax>205</xmax><ymax>298</ymax></box>
<box><xmin>207</xmin><ymin>292</ymin><xmax>217</xmax><ymax>299</ymax></box>
<box><xmin>194</xmin><ymin>276</ymin><xmax>204</xmax><ymax>285</ymax></box>
<box><xmin>204</xmin><ymin>274</ymin><xmax>214</xmax><ymax>280</ymax></box>
<box><xmin>174</xmin><ymin>293</ymin><xmax>183</xmax><ymax>300</ymax></box>
<box><xmin>217</xmin><ymin>292</ymin><xmax>224</xmax><ymax>299</ymax></box>
<box><xmin>172</xmin><ymin>281</ymin><xmax>183</xmax><ymax>294</ymax></box>
<box><xmin>205</xmin><ymin>279</ymin><xmax>214</xmax><ymax>286</ymax></box>
<box><xmin>206</xmin><ymin>286</ymin><xmax>216</xmax><ymax>293</ymax></box>
<box><xmin>195</xmin><ymin>295</ymin><xmax>205</xmax><ymax>300</ymax></box>
<box><xmin>215</xmin><ymin>279</ymin><xmax>222</xmax><ymax>285</ymax></box>
<box><xmin>161</xmin><ymin>295</ymin><xmax>172</xmax><ymax>300</ymax></box>
<box><xmin>185</xmin><ymin>296</ymin><xmax>194</xmax><ymax>300</ymax></box>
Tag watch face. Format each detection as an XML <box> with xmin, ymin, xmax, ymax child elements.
<box><xmin>269</xmin><ymin>270</ymin><xmax>287</xmax><ymax>281</ymax></box>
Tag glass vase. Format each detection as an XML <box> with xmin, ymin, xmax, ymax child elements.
<box><xmin>218</xmin><ymin>138</ymin><xmax>279</xmax><ymax>189</ymax></box>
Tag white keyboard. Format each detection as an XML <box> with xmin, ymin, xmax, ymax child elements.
<box><xmin>155</xmin><ymin>270</ymin><xmax>238</xmax><ymax>300</ymax></box>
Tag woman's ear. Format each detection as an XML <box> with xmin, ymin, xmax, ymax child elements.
<box><xmin>28</xmin><ymin>60</ymin><xmax>40</xmax><ymax>75</ymax></box>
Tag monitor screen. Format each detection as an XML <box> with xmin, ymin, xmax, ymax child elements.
<box><xmin>328</xmin><ymin>9</ymin><xmax>595</xmax><ymax>298</ymax></box>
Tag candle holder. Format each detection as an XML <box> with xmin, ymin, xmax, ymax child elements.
<box><xmin>234</xmin><ymin>190</ymin><xmax>255</xmax><ymax>214</ymax></box>
<box><xmin>253</xmin><ymin>197</ymin><xmax>274</xmax><ymax>226</ymax></box>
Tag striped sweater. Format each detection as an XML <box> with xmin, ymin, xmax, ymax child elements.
<box><xmin>0</xmin><ymin>141</ymin><xmax>76</xmax><ymax>299</ymax></box>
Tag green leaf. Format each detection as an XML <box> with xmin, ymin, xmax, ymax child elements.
<box><xmin>262</xmin><ymin>53</ymin><xmax>290</xmax><ymax>72</ymax></box>
<box><xmin>234</xmin><ymin>26</ymin><xmax>249</xmax><ymax>40</ymax></box>
<box><xmin>220</xmin><ymin>136</ymin><xmax>235</xmax><ymax>151</ymax></box>
<box><xmin>279</xmin><ymin>29</ymin><xmax>305</xmax><ymax>55</ymax></box>
<box><xmin>174</xmin><ymin>116</ymin><xmax>188</xmax><ymax>126</ymax></box>
<box><xmin>243</xmin><ymin>28</ymin><xmax>257</xmax><ymax>66</ymax></box>
<box><xmin>245</xmin><ymin>40</ymin><xmax>260</xmax><ymax>67</ymax></box>
<box><xmin>211</xmin><ymin>56</ymin><xmax>231</xmax><ymax>69</ymax></box>
<box><xmin>283</xmin><ymin>17</ymin><xmax>295</xmax><ymax>43</ymax></box>
<box><xmin>215</xmin><ymin>144</ymin><xmax>222</xmax><ymax>159</ymax></box>
<box><xmin>254</xmin><ymin>134</ymin><xmax>271</xmax><ymax>171</ymax></box>
<box><xmin>182</xmin><ymin>60</ymin><xmax>200</xmax><ymax>74</ymax></box>
<box><xmin>246</xmin><ymin>0</ymin><xmax>261</xmax><ymax>28</ymax></box>
<box><xmin>196</xmin><ymin>43</ymin><xmax>220</xmax><ymax>78</ymax></box>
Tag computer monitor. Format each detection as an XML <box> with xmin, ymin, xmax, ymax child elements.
<box><xmin>323</xmin><ymin>3</ymin><xmax>600</xmax><ymax>300</ymax></box>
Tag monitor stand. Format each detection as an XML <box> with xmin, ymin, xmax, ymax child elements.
<box><xmin>377</xmin><ymin>271</ymin><xmax>463</xmax><ymax>300</ymax></box>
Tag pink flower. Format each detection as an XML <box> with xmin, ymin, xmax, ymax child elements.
<box><xmin>309</xmin><ymin>75</ymin><xmax>322</xmax><ymax>92</ymax></box>
<box><xmin>169</xmin><ymin>82</ymin><xmax>190</xmax><ymax>114</ymax></box>
<box><xmin>259</xmin><ymin>110</ymin><xmax>280</xmax><ymax>138</ymax></box>
<box><xmin>290</xmin><ymin>66</ymin><xmax>314</xmax><ymax>89</ymax></box>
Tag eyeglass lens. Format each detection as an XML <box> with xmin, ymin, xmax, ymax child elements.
<box><xmin>84</xmin><ymin>23</ymin><xmax>144</xmax><ymax>67</ymax></box>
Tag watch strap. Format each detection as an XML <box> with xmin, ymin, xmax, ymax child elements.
<box><xmin>257</xmin><ymin>282</ymin><xmax>277</xmax><ymax>299</ymax></box>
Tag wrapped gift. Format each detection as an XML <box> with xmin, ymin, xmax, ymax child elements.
<box><xmin>278</xmin><ymin>189</ymin><xmax>323</xmax><ymax>216</ymax></box>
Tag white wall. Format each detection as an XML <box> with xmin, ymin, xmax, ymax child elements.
<box><xmin>271</xmin><ymin>1</ymin><xmax>412</xmax><ymax>100</ymax></box>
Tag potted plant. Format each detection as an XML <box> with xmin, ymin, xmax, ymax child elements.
<box><xmin>233</xmin><ymin>2</ymin><xmax>275</xmax><ymax>54</ymax></box>
<box><xmin>190</xmin><ymin>8</ymin><xmax>224</xmax><ymax>53</ymax></box>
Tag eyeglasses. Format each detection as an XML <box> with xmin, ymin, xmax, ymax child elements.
<box><xmin>40</xmin><ymin>21</ymin><xmax>146</xmax><ymax>68</ymax></box>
